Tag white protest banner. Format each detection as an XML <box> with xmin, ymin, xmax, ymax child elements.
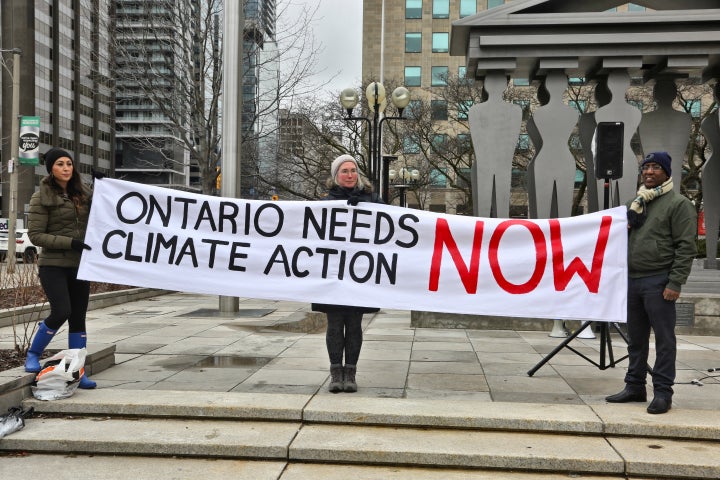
<box><xmin>79</xmin><ymin>179</ymin><xmax>628</xmax><ymax>322</ymax></box>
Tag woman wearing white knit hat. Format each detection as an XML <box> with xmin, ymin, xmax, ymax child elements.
<box><xmin>312</xmin><ymin>154</ymin><xmax>381</xmax><ymax>393</ymax></box>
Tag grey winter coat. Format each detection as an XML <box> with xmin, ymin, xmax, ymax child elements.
<box><xmin>27</xmin><ymin>177</ymin><xmax>91</xmax><ymax>268</ymax></box>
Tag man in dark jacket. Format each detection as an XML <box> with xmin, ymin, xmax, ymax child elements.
<box><xmin>606</xmin><ymin>151</ymin><xmax>697</xmax><ymax>414</ymax></box>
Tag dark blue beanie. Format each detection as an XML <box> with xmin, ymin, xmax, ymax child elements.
<box><xmin>641</xmin><ymin>151</ymin><xmax>671</xmax><ymax>176</ymax></box>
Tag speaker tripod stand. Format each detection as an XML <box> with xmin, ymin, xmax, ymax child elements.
<box><xmin>528</xmin><ymin>172</ymin><xmax>629</xmax><ymax>376</ymax></box>
<box><xmin>527</xmin><ymin>320</ymin><xmax>629</xmax><ymax>376</ymax></box>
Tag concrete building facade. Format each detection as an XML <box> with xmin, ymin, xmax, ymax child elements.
<box><xmin>1</xmin><ymin>0</ymin><xmax>114</xmax><ymax>224</ymax></box>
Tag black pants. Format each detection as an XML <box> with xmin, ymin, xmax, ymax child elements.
<box><xmin>326</xmin><ymin>311</ymin><xmax>363</xmax><ymax>366</ymax></box>
<box><xmin>625</xmin><ymin>273</ymin><xmax>677</xmax><ymax>398</ymax></box>
<box><xmin>39</xmin><ymin>266</ymin><xmax>90</xmax><ymax>333</ymax></box>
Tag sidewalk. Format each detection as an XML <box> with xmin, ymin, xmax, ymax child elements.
<box><xmin>7</xmin><ymin>290</ymin><xmax>715</xmax><ymax>410</ymax></box>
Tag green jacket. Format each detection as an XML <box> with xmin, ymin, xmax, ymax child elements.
<box><xmin>28</xmin><ymin>177</ymin><xmax>91</xmax><ymax>268</ymax></box>
<box><xmin>626</xmin><ymin>189</ymin><xmax>697</xmax><ymax>291</ymax></box>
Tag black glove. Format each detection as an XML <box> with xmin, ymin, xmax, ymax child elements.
<box><xmin>91</xmin><ymin>168</ymin><xmax>105</xmax><ymax>180</ymax></box>
<box><xmin>347</xmin><ymin>193</ymin><xmax>361</xmax><ymax>206</ymax></box>
<box><xmin>71</xmin><ymin>239</ymin><xmax>92</xmax><ymax>252</ymax></box>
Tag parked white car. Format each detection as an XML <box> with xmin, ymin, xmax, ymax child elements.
<box><xmin>0</xmin><ymin>229</ymin><xmax>42</xmax><ymax>263</ymax></box>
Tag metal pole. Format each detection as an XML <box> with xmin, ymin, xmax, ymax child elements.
<box><xmin>6</xmin><ymin>49</ymin><xmax>21</xmax><ymax>274</ymax></box>
<box><xmin>218</xmin><ymin>2</ymin><xmax>243</xmax><ymax>313</ymax></box>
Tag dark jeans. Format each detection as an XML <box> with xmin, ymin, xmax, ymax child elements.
<box><xmin>625</xmin><ymin>273</ymin><xmax>677</xmax><ymax>398</ymax></box>
<box><xmin>326</xmin><ymin>311</ymin><xmax>363</xmax><ymax>366</ymax></box>
<box><xmin>38</xmin><ymin>266</ymin><xmax>90</xmax><ymax>333</ymax></box>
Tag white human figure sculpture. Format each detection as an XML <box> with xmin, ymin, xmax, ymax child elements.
<box><xmin>526</xmin><ymin>70</ymin><xmax>579</xmax><ymax>219</ymax></box>
<box><xmin>639</xmin><ymin>78</ymin><xmax>692</xmax><ymax>188</ymax></box>
<box><xmin>468</xmin><ymin>71</ymin><xmax>522</xmax><ymax>217</ymax></box>
<box><xmin>579</xmin><ymin>79</ymin><xmax>612</xmax><ymax>212</ymax></box>
<box><xmin>701</xmin><ymin>83</ymin><xmax>720</xmax><ymax>269</ymax></box>
<box><xmin>594</xmin><ymin>70</ymin><xmax>642</xmax><ymax>206</ymax></box>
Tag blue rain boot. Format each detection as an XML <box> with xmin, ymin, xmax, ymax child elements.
<box><xmin>68</xmin><ymin>332</ymin><xmax>97</xmax><ymax>389</ymax></box>
<box><xmin>25</xmin><ymin>322</ymin><xmax>57</xmax><ymax>373</ymax></box>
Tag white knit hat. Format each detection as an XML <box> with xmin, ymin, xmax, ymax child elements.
<box><xmin>331</xmin><ymin>154</ymin><xmax>358</xmax><ymax>181</ymax></box>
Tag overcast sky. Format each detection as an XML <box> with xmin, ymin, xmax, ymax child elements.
<box><xmin>282</xmin><ymin>0</ymin><xmax>363</xmax><ymax>95</ymax></box>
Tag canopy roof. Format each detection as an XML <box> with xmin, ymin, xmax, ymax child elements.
<box><xmin>450</xmin><ymin>0</ymin><xmax>720</xmax><ymax>81</ymax></box>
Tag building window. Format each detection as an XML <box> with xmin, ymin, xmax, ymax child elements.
<box><xmin>406</xmin><ymin>0</ymin><xmax>422</xmax><ymax>19</ymax></box>
<box><xmin>433</xmin><ymin>0</ymin><xmax>449</xmax><ymax>19</ymax></box>
<box><xmin>432</xmin><ymin>33</ymin><xmax>449</xmax><ymax>53</ymax></box>
<box><xmin>432</xmin><ymin>134</ymin><xmax>448</xmax><ymax>153</ymax></box>
<box><xmin>628</xmin><ymin>3</ymin><xmax>645</xmax><ymax>11</ymax></box>
<box><xmin>517</xmin><ymin>134</ymin><xmax>530</xmax><ymax>150</ymax></box>
<box><xmin>403</xmin><ymin>136</ymin><xmax>421</xmax><ymax>154</ymax></box>
<box><xmin>629</xmin><ymin>100</ymin><xmax>643</xmax><ymax>112</ymax></box>
<box><xmin>405</xmin><ymin>32</ymin><xmax>421</xmax><ymax>53</ymax></box>
<box><xmin>431</xmin><ymin>100</ymin><xmax>448</xmax><ymax>120</ymax></box>
<box><xmin>512</xmin><ymin>78</ymin><xmax>529</xmax><ymax>86</ymax></box>
<box><xmin>569</xmin><ymin>77</ymin><xmax>585</xmax><ymax>85</ymax></box>
<box><xmin>687</xmin><ymin>99</ymin><xmax>701</xmax><ymax>118</ymax></box>
<box><xmin>570</xmin><ymin>100</ymin><xmax>587</xmax><ymax>113</ymax></box>
<box><xmin>431</xmin><ymin>66</ymin><xmax>449</xmax><ymax>86</ymax></box>
<box><xmin>460</xmin><ymin>0</ymin><xmax>477</xmax><ymax>17</ymax></box>
<box><xmin>488</xmin><ymin>0</ymin><xmax>504</xmax><ymax>8</ymax></box>
<box><xmin>430</xmin><ymin>168</ymin><xmax>448</xmax><ymax>187</ymax></box>
<box><xmin>457</xmin><ymin>100</ymin><xmax>473</xmax><ymax>120</ymax></box>
<box><xmin>575</xmin><ymin>169</ymin><xmax>585</xmax><ymax>188</ymax></box>
<box><xmin>406</xmin><ymin>99</ymin><xmax>422</xmax><ymax>119</ymax></box>
<box><xmin>457</xmin><ymin>134</ymin><xmax>472</xmax><ymax>151</ymax></box>
<box><xmin>458</xmin><ymin>66</ymin><xmax>467</xmax><ymax>78</ymax></box>
<box><xmin>405</xmin><ymin>66</ymin><xmax>422</xmax><ymax>87</ymax></box>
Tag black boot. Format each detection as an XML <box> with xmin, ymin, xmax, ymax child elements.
<box><xmin>343</xmin><ymin>365</ymin><xmax>357</xmax><ymax>393</ymax></box>
<box><xmin>647</xmin><ymin>396</ymin><xmax>672</xmax><ymax>414</ymax></box>
<box><xmin>605</xmin><ymin>386</ymin><xmax>646</xmax><ymax>403</ymax></box>
<box><xmin>328</xmin><ymin>364</ymin><xmax>343</xmax><ymax>393</ymax></box>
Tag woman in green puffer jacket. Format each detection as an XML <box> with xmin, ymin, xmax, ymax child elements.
<box><xmin>24</xmin><ymin>148</ymin><xmax>96</xmax><ymax>389</ymax></box>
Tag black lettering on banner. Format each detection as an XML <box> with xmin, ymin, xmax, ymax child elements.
<box><xmin>315</xmin><ymin>247</ymin><xmax>338</xmax><ymax>278</ymax></box>
<box><xmin>219</xmin><ymin>201</ymin><xmax>239</xmax><ymax>234</ymax></box>
<box><xmin>116</xmin><ymin>192</ymin><xmax>147</xmax><ymax>224</ymax></box>
<box><xmin>292</xmin><ymin>246</ymin><xmax>312</xmax><ymax>277</ymax></box>
<box><xmin>396</xmin><ymin>214</ymin><xmax>420</xmax><ymax>248</ymax></box>
<box><xmin>102</xmin><ymin>229</ymin><xmax>125</xmax><ymax>258</ymax></box>
<box><xmin>201</xmin><ymin>238</ymin><xmax>230</xmax><ymax>268</ymax></box>
<box><xmin>329</xmin><ymin>208</ymin><xmax>348</xmax><ymax>241</ymax></box>
<box><xmin>265</xmin><ymin>245</ymin><xmax>290</xmax><ymax>276</ymax></box>
<box><xmin>350</xmin><ymin>209</ymin><xmax>372</xmax><ymax>243</ymax></box>
<box><xmin>349</xmin><ymin>251</ymin><xmax>374</xmax><ymax>283</ymax></box>
<box><xmin>229</xmin><ymin>241</ymin><xmax>250</xmax><ymax>271</ymax></box>
<box><xmin>303</xmin><ymin>206</ymin><xmax>326</xmax><ymax>240</ymax></box>
<box><xmin>148</xmin><ymin>195</ymin><xmax>171</xmax><ymax>226</ymax></box>
<box><xmin>173</xmin><ymin>197</ymin><xmax>197</xmax><ymax>229</ymax></box>
<box><xmin>124</xmin><ymin>231</ymin><xmax>143</xmax><ymax>262</ymax></box>
<box><xmin>194</xmin><ymin>201</ymin><xmax>218</xmax><ymax>231</ymax></box>
<box><xmin>254</xmin><ymin>203</ymin><xmax>284</xmax><ymax>237</ymax></box>
<box><xmin>374</xmin><ymin>211</ymin><xmax>394</xmax><ymax>244</ymax></box>
<box><xmin>176</xmin><ymin>238</ymin><xmax>198</xmax><ymax>267</ymax></box>
<box><xmin>153</xmin><ymin>233</ymin><xmax>178</xmax><ymax>264</ymax></box>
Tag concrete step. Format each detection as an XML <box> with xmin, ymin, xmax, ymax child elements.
<box><xmin>0</xmin><ymin>454</ymin><xmax>626</xmax><ymax>480</ymax></box>
<box><xmin>21</xmin><ymin>389</ymin><xmax>720</xmax><ymax>440</ymax></box>
<box><xmin>3</xmin><ymin>415</ymin><xmax>720</xmax><ymax>478</ymax></box>
<box><xmin>4</xmin><ymin>389</ymin><xmax>720</xmax><ymax>478</ymax></box>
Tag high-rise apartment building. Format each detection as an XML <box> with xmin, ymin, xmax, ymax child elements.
<box><xmin>113</xmin><ymin>0</ymin><xmax>195</xmax><ymax>190</ymax></box>
<box><xmin>1</xmin><ymin>0</ymin><xmax>113</xmax><ymax>223</ymax></box>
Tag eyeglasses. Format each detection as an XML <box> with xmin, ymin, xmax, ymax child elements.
<box><xmin>640</xmin><ymin>164</ymin><xmax>663</xmax><ymax>172</ymax></box>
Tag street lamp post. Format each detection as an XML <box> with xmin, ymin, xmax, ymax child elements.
<box><xmin>2</xmin><ymin>48</ymin><xmax>22</xmax><ymax>274</ymax></box>
<box><xmin>339</xmin><ymin>83</ymin><xmax>410</xmax><ymax>200</ymax></box>
<box><xmin>388</xmin><ymin>163</ymin><xmax>419</xmax><ymax>208</ymax></box>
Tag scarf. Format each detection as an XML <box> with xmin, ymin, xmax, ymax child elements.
<box><xmin>627</xmin><ymin>178</ymin><xmax>673</xmax><ymax>228</ymax></box>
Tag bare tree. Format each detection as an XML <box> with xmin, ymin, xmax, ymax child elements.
<box><xmin>97</xmin><ymin>0</ymin><xmax>324</xmax><ymax>195</ymax></box>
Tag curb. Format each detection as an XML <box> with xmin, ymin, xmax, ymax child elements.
<box><xmin>0</xmin><ymin>288</ymin><xmax>172</xmax><ymax>329</ymax></box>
